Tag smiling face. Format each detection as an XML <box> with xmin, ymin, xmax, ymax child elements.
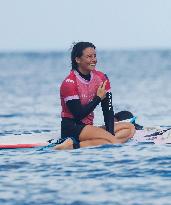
<box><xmin>75</xmin><ymin>47</ymin><xmax>97</xmax><ymax>75</ymax></box>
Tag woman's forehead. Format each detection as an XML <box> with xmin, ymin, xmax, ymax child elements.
<box><xmin>82</xmin><ymin>47</ymin><xmax>96</xmax><ymax>55</ymax></box>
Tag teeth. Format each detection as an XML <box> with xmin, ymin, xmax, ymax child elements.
<box><xmin>90</xmin><ymin>64</ymin><xmax>95</xmax><ymax>66</ymax></box>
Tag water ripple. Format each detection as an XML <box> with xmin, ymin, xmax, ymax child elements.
<box><xmin>1</xmin><ymin>51</ymin><xmax>171</xmax><ymax>204</ymax></box>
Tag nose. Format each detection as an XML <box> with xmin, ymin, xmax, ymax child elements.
<box><xmin>91</xmin><ymin>56</ymin><xmax>97</xmax><ymax>63</ymax></box>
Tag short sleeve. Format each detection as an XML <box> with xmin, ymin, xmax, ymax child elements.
<box><xmin>60</xmin><ymin>79</ymin><xmax>79</xmax><ymax>102</ymax></box>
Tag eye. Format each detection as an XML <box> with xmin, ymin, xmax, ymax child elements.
<box><xmin>86</xmin><ymin>55</ymin><xmax>91</xmax><ymax>58</ymax></box>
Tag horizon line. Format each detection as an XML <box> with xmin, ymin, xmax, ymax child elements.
<box><xmin>0</xmin><ymin>46</ymin><xmax>171</xmax><ymax>54</ymax></box>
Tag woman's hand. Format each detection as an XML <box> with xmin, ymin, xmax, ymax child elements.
<box><xmin>97</xmin><ymin>80</ymin><xmax>107</xmax><ymax>100</ymax></box>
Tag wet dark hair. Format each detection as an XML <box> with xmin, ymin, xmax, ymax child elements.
<box><xmin>114</xmin><ymin>111</ymin><xmax>143</xmax><ymax>130</ymax></box>
<box><xmin>114</xmin><ymin>111</ymin><xmax>134</xmax><ymax>121</ymax></box>
<box><xmin>71</xmin><ymin>42</ymin><xmax>96</xmax><ymax>70</ymax></box>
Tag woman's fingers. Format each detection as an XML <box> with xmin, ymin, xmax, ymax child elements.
<box><xmin>97</xmin><ymin>80</ymin><xmax>107</xmax><ymax>100</ymax></box>
<box><xmin>101</xmin><ymin>80</ymin><xmax>107</xmax><ymax>89</ymax></box>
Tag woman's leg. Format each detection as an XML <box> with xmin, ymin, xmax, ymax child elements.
<box><xmin>79</xmin><ymin>124</ymin><xmax>134</xmax><ymax>144</ymax></box>
<box><xmin>53</xmin><ymin>138</ymin><xmax>110</xmax><ymax>150</ymax></box>
<box><xmin>80</xmin><ymin>139</ymin><xmax>110</xmax><ymax>147</ymax></box>
<box><xmin>54</xmin><ymin>122</ymin><xmax>135</xmax><ymax>150</ymax></box>
<box><xmin>99</xmin><ymin>122</ymin><xmax>135</xmax><ymax>142</ymax></box>
<box><xmin>53</xmin><ymin>125</ymin><xmax>121</xmax><ymax>150</ymax></box>
<box><xmin>114</xmin><ymin>122</ymin><xmax>135</xmax><ymax>141</ymax></box>
<box><xmin>79</xmin><ymin>125</ymin><xmax>117</xmax><ymax>144</ymax></box>
<box><xmin>53</xmin><ymin>138</ymin><xmax>74</xmax><ymax>150</ymax></box>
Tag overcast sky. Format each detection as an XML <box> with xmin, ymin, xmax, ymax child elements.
<box><xmin>0</xmin><ymin>0</ymin><xmax>171</xmax><ymax>51</ymax></box>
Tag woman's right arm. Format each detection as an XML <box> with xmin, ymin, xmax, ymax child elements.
<box><xmin>66</xmin><ymin>81</ymin><xmax>107</xmax><ymax>121</ymax></box>
<box><xmin>66</xmin><ymin>97</ymin><xmax>101</xmax><ymax>121</ymax></box>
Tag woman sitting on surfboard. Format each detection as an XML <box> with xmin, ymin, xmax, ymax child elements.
<box><xmin>54</xmin><ymin>42</ymin><xmax>135</xmax><ymax>150</ymax></box>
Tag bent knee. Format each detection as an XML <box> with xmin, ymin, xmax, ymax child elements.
<box><xmin>116</xmin><ymin>122</ymin><xmax>135</xmax><ymax>137</ymax></box>
<box><xmin>115</xmin><ymin>122</ymin><xmax>134</xmax><ymax>130</ymax></box>
<box><xmin>128</xmin><ymin>123</ymin><xmax>136</xmax><ymax>138</ymax></box>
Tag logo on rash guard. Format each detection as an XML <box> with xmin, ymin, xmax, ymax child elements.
<box><xmin>81</xmin><ymin>94</ymin><xmax>87</xmax><ymax>98</ymax></box>
<box><xmin>108</xmin><ymin>92</ymin><xmax>112</xmax><ymax>110</ymax></box>
<box><xmin>66</xmin><ymin>79</ymin><xmax>75</xmax><ymax>83</ymax></box>
<box><xmin>80</xmin><ymin>93</ymin><xmax>95</xmax><ymax>100</ymax></box>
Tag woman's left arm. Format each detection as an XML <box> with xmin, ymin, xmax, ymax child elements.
<box><xmin>101</xmin><ymin>92</ymin><xmax>115</xmax><ymax>135</ymax></box>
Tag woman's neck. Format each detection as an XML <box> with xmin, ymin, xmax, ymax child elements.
<box><xmin>76</xmin><ymin>68</ymin><xmax>91</xmax><ymax>81</ymax></box>
<box><xmin>77</xmin><ymin>67</ymin><xmax>90</xmax><ymax>75</ymax></box>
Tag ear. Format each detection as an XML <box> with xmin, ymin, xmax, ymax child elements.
<box><xmin>75</xmin><ymin>57</ymin><xmax>80</xmax><ymax>64</ymax></box>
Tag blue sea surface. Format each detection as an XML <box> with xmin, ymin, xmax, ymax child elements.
<box><xmin>0</xmin><ymin>50</ymin><xmax>171</xmax><ymax>205</ymax></box>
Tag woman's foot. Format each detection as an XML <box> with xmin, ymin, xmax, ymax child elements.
<box><xmin>53</xmin><ymin>138</ymin><xmax>74</xmax><ymax>150</ymax></box>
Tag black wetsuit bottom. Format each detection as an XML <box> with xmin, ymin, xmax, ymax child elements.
<box><xmin>61</xmin><ymin>118</ymin><xmax>86</xmax><ymax>144</ymax></box>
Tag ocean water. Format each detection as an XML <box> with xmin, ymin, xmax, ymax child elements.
<box><xmin>0</xmin><ymin>50</ymin><xmax>171</xmax><ymax>205</ymax></box>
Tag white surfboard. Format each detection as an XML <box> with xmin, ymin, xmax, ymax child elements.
<box><xmin>0</xmin><ymin>131</ymin><xmax>59</xmax><ymax>149</ymax></box>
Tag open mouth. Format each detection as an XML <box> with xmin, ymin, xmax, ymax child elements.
<box><xmin>89</xmin><ymin>64</ymin><xmax>96</xmax><ymax>67</ymax></box>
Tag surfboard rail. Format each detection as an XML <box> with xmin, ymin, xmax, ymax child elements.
<box><xmin>0</xmin><ymin>143</ymin><xmax>48</xmax><ymax>149</ymax></box>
